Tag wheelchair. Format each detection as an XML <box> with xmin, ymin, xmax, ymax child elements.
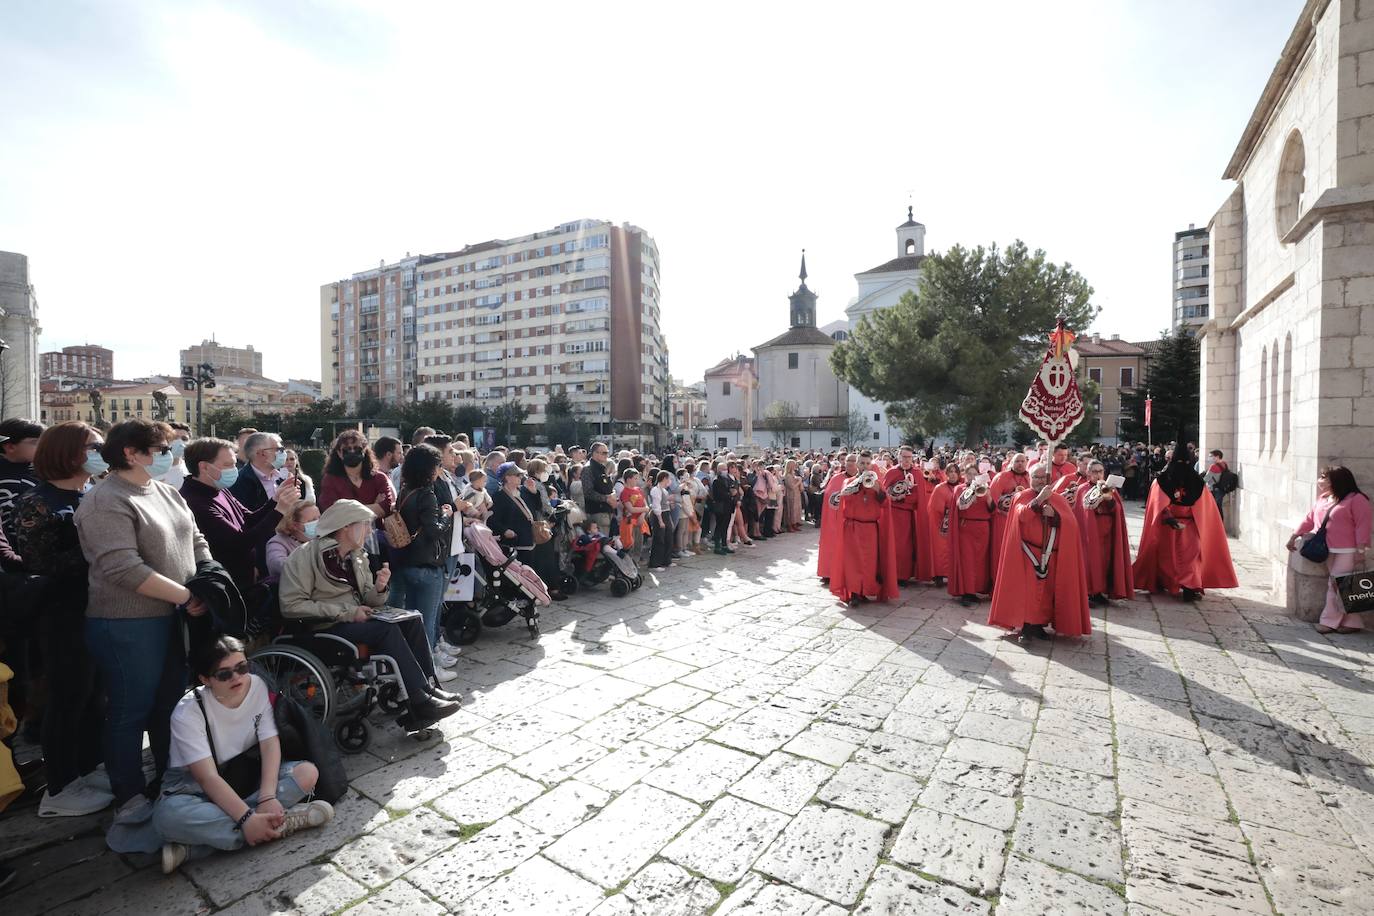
<box><xmin>245</xmin><ymin>584</ymin><xmax>416</xmax><ymax>753</ymax></box>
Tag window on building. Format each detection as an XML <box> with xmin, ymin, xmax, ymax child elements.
<box><xmin>791</xmin><ymin>437</ymin><xmax>801</xmax><ymax>448</ymax></box>
<box><xmin>1088</xmin><ymin>367</ymin><xmax>1102</xmax><ymax>383</ymax></box>
<box><xmin>717</xmin><ymin>437</ymin><xmax>728</xmax><ymax>449</ymax></box>
<box><xmin>723</xmin><ymin>381</ymin><xmax>731</xmax><ymax>396</ymax></box>
<box><xmin>873</xmin><ymin>413</ymin><xmax>880</xmax><ymax>422</ymax></box>
<box><xmin>1093</xmin><ymin>394</ymin><xmax>1102</xmax><ymax>411</ymax></box>
<box><xmin>1120</xmin><ymin>367</ymin><xmax>1134</xmax><ymax>387</ymax></box>
<box><xmin>788</xmin><ymin>353</ymin><xmax>799</xmax><ymax>369</ymax></box>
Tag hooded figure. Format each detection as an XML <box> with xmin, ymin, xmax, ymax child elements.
<box><xmin>988</xmin><ymin>487</ymin><xmax>1091</xmax><ymax>642</ymax></box>
<box><xmin>1133</xmin><ymin>456</ymin><xmax>1237</xmax><ymax>599</ymax></box>
<box><xmin>829</xmin><ymin>473</ymin><xmax>900</xmax><ymax>603</ymax></box>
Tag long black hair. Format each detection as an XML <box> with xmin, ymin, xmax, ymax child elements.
<box><xmin>400</xmin><ymin>443</ymin><xmax>443</xmax><ymax>493</ymax></box>
<box><xmin>324</xmin><ymin>430</ymin><xmax>376</xmax><ymax>478</ymax></box>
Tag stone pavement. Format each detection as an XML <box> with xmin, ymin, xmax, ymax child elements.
<box><xmin>5</xmin><ymin>506</ymin><xmax>1374</xmax><ymax>915</ymax></box>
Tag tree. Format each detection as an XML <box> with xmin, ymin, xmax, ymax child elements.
<box><xmin>844</xmin><ymin>407</ymin><xmax>872</xmax><ymax>449</ymax></box>
<box><xmin>1065</xmin><ymin>376</ymin><xmax>1101</xmax><ymax>447</ymax></box>
<box><xmin>489</xmin><ymin>399</ymin><xmax>528</xmax><ymax>445</ymax></box>
<box><xmin>764</xmin><ymin>400</ymin><xmax>800</xmax><ymax>448</ymax></box>
<box><xmin>453</xmin><ymin>405</ymin><xmax>489</xmax><ymax>441</ymax></box>
<box><xmin>1119</xmin><ymin>330</ymin><xmax>1200</xmax><ymax>446</ymax></box>
<box><xmin>202</xmin><ymin>405</ymin><xmax>250</xmax><ymax>439</ymax></box>
<box><xmin>543</xmin><ymin>391</ymin><xmax>584</xmax><ymax>450</ymax></box>
<box><xmin>397</xmin><ymin>397</ymin><xmax>457</xmax><ymax>442</ymax></box>
<box><xmin>831</xmin><ymin>240</ymin><xmax>1098</xmax><ymax>444</ymax></box>
<box><xmin>274</xmin><ymin>398</ymin><xmax>350</xmax><ymax>446</ymax></box>
<box><xmin>354</xmin><ymin>397</ymin><xmax>392</xmax><ymax>421</ymax></box>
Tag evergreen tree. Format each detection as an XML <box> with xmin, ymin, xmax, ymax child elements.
<box><xmin>831</xmin><ymin>241</ymin><xmax>1098</xmax><ymax>443</ymax></box>
<box><xmin>1119</xmin><ymin>330</ymin><xmax>1200</xmax><ymax>445</ymax></box>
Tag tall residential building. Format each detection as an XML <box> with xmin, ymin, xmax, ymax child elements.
<box><xmin>1172</xmin><ymin>225</ymin><xmax>1210</xmax><ymax>332</ymax></box>
<box><xmin>324</xmin><ymin>219</ymin><xmax>669</xmax><ymax>443</ymax></box>
<box><xmin>180</xmin><ymin>338</ymin><xmax>264</xmax><ymax>377</ymax></box>
<box><xmin>0</xmin><ymin>251</ymin><xmax>42</xmax><ymax>419</ymax></box>
<box><xmin>40</xmin><ymin>344</ymin><xmax>114</xmax><ymax>387</ymax></box>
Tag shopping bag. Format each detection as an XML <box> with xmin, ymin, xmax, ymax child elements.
<box><xmin>445</xmin><ymin>553</ymin><xmax>476</xmax><ymax>602</ymax></box>
<box><xmin>1337</xmin><ymin>570</ymin><xmax>1374</xmax><ymax>615</ymax></box>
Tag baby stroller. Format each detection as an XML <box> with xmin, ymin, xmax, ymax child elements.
<box><xmin>444</xmin><ymin>522</ymin><xmax>551</xmax><ymax>644</ymax></box>
<box><xmin>575</xmin><ymin>533</ymin><xmax>643</xmax><ymax>598</ymax></box>
<box><xmin>549</xmin><ymin>500</ymin><xmax>584</xmax><ymax>597</ymax></box>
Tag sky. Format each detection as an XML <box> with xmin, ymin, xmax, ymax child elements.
<box><xmin>1</xmin><ymin>0</ymin><xmax>1302</xmax><ymax>386</ymax></box>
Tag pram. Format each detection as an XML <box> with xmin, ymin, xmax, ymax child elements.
<box><xmin>574</xmin><ymin>532</ymin><xmax>643</xmax><ymax>598</ymax></box>
<box><xmin>443</xmin><ymin>522</ymin><xmax>550</xmax><ymax>644</ymax></box>
<box><xmin>549</xmin><ymin>500</ymin><xmax>584</xmax><ymax>597</ymax></box>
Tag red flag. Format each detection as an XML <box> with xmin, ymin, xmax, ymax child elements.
<box><xmin>1018</xmin><ymin>318</ymin><xmax>1086</xmax><ymax>445</ymax></box>
<box><xmin>1144</xmin><ymin>397</ymin><xmax>1152</xmax><ymax>428</ymax></box>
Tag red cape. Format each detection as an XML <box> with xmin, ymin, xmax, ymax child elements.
<box><xmin>989</xmin><ymin>468</ymin><xmax>1031</xmax><ymax>577</ymax></box>
<box><xmin>988</xmin><ymin>490</ymin><xmax>1091</xmax><ymax>637</ymax></box>
<box><xmin>829</xmin><ymin>485</ymin><xmax>900</xmax><ymax>602</ymax></box>
<box><xmin>945</xmin><ymin>483</ymin><xmax>994</xmax><ymax>597</ymax></box>
<box><xmin>1075</xmin><ymin>487</ymin><xmax>1134</xmax><ymax>599</ymax></box>
<box><xmin>1049</xmin><ymin>459</ymin><xmax>1075</xmax><ymax>485</ymax></box>
<box><xmin>883</xmin><ymin>466</ymin><xmax>934</xmax><ymax>582</ymax></box>
<box><xmin>1052</xmin><ymin>472</ymin><xmax>1090</xmax><ymax>504</ymax></box>
<box><xmin>1132</xmin><ymin>481</ymin><xmax>1238</xmax><ymax>591</ymax></box>
<box><xmin>816</xmin><ymin>472</ymin><xmax>849</xmax><ymax>579</ymax></box>
<box><xmin>928</xmin><ymin>480</ymin><xmax>959</xmax><ymax>578</ymax></box>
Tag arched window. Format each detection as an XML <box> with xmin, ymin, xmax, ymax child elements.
<box><xmin>1282</xmin><ymin>333</ymin><xmax>1293</xmax><ymax>456</ymax></box>
<box><xmin>1270</xmin><ymin>338</ymin><xmax>1280</xmax><ymax>454</ymax></box>
<box><xmin>905</xmin><ymin>239</ymin><xmax>917</xmax><ymax>255</ymax></box>
<box><xmin>1259</xmin><ymin>346</ymin><xmax>1268</xmax><ymax>454</ymax></box>
<box><xmin>1275</xmin><ymin>129</ymin><xmax>1306</xmax><ymax>239</ymax></box>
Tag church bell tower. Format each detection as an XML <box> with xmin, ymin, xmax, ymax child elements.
<box><xmin>789</xmin><ymin>250</ymin><xmax>818</xmax><ymax>328</ymax></box>
<box><xmin>897</xmin><ymin>205</ymin><xmax>926</xmax><ymax>258</ymax></box>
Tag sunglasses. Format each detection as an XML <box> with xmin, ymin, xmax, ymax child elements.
<box><xmin>147</xmin><ymin>445</ymin><xmax>172</xmax><ymax>456</ymax></box>
<box><xmin>211</xmin><ymin>660</ymin><xmax>250</xmax><ymax>682</ymax></box>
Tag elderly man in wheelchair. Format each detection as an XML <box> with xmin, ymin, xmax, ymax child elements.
<box><xmin>275</xmin><ymin>499</ymin><xmax>460</xmax><ymax>736</ymax></box>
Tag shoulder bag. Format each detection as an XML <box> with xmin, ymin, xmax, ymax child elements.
<box><xmin>1299</xmin><ymin>496</ymin><xmax>1344</xmax><ymax>564</ymax></box>
<box><xmin>194</xmin><ymin>690</ymin><xmax>262</xmax><ymax>798</ymax></box>
<box><xmin>382</xmin><ymin>489</ymin><xmax>418</xmax><ymax>550</ymax></box>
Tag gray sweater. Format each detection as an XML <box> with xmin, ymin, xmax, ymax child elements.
<box><xmin>75</xmin><ymin>472</ymin><xmax>211</xmax><ymax>620</ymax></box>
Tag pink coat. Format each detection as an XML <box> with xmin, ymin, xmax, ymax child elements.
<box><xmin>1296</xmin><ymin>492</ymin><xmax>1372</xmax><ymax>550</ymax></box>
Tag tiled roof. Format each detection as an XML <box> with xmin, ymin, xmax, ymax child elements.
<box><xmin>754</xmin><ymin>326</ymin><xmax>838</xmax><ymax>349</ymax></box>
<box><xmin>1076</xmin><ymin>337</ymin><xmax>1147</xmax><ymax>357</ymax></box>
<box><xmin>859</xmin><ymin>255</ymin><xmax>926</xmax><ymax>275</ymax></box>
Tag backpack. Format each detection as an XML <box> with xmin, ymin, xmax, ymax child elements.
<box><xmin>1216</xmin><ymin>468</ymin><xmax>1239</xmax><ymax>495</ymax></box>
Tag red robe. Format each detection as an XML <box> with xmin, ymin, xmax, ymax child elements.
<box><xmin>816</xmin><ymin>472</ymin><xmax>850</xmax><ymax>579</ymax></box>
<box><xmin>1051</xmin><ymin>472</ymin><xmax>1090</xmax><ymax>511</ymax></box>
<box><xmin>988</xmin><ymin>468</ymin><xmax>1031</xmax><ymax>575</ymax></box>
<box><xmin>829</xmin><ymin>485</ymin><xmax>900</xmax><ymax>601</ymax></box>
<box><xmin>928</xmin><ymin>480</ymin><xmax>958</xmax><ymax>578</ymax></box>
<box><xmin>1132</xmin><ymin>482</ymin><xmax>1238</xmax><ymax>594</ymax></box>
<box><xmin>1049</xmin><ymin>459</ymin><xmax>1075</xmax><ymax>486</ymax></box>
<box><xmin>883</xmin><ymin>466</ymin><xmax>933</xmax><ymax>583</ymax></box>
<box><xmin>1074</xmin><ymin>485</ymin><xmax>1134</xmax><ymax>599</ymax></box>
<box><xmin>988</xmin><ymin>490</ymin><xmax>1091</xmax><ymax>637</ymax></box>
<box><xmin>946</xmin><ymin>484</ymin><xmax>994</xmax><ymax>597</ymax></box>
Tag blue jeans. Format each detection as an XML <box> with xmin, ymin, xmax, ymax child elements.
<box><xmin>153</xmin><ymin>762</ymin><xmax>307</xmax><ymax>859</ymax></box>
<box><xmin>394</xmin><ymin>565</ymin><xmax>446</xmax><ymax>648</ymax></box>
<box><xmin>86</xmin><ymin>615</ymin><xmax>186</xmax><ymax>806</ymax></box>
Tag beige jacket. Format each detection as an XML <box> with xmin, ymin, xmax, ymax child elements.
<box><xmin>278</xmin><ymin>537</ymin><xmax>387</xmax><ymax>630</ymax></box>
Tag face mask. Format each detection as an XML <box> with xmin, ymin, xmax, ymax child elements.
<box><xmin>213</xmin><ymin>466</ymin><xmax>240</xmax><ymax>490</ymax></box>
<box><xmin>272</xmin><ymin>449</ymin><xmax>287</xmax><ymax>469</ymax></box>
<box><xmin>83</xmin><ymin>451</ymin><xmax>109</xmax><ymax>477</ymax></box>
<box><xmin>170</xmin><ymin>439</ymin><xmax>186</xmax><ymax>459</ymax></box>
<box><xmin>538</xmin><ymin>472</ymin><xmax>550</xmax><ymax>482</ymax></box>
<box><xmin>144</xmin><ymin>450</ymin><xmax>174</xmax><ymax>479</ymax></box>
<box><xmin>303</xmin><ymin>520</ymin><xmax>319</xmax><ymax>539</ymax></box>
<box><xmin>341</xmin><ymin>451</ymin><xmax>365</xmax><ymax>467</ymax></box>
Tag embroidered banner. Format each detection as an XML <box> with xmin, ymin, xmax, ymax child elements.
<box><xmin>1018</xmin><ymin>318</ymin><xmax>1085</xmax><ymax>446</ymax></box>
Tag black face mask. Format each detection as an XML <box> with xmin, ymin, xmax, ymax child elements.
<box><xmin>341</xmin><ymin>450</ymin><xmax>365</xmax><ymax>467</ymax></box>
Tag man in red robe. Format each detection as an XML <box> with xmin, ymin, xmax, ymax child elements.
<box><xmin>1051</xmin><ymin>454</ymin><xmax>1092</xmax><ymax>505</ymax></box>
<box><xmin>829</xmin><ymin>452</ymin><xmax>899</xmax><ymax>603</ymax></box>
<box><xmin>816</xmin><ymin>454</ymin><xmax>856</xmax><ymax>584</ymax></box>
<box><xmin>928</xmin><ymin>463</ymin><xmax>962</xmax><ymax>588</ymax></box>
<box><xmin>947</xmin><ymin>471</ymin><xmax>995</xmax><ymax>607</ymax></box>
<box><xmin>988</xmin><ymin>452</ymin><xmax>1032</xmax><ymax>576</ymax></box>
<box><xmin>989</xmin><ymin>479</ymin><xmax>1091</xmax><ymax>644</ymax></box>
<box><xmin>1075</xmin><ymin>460</ymin><xmax>1133</xmax><ymax>606</ymax></box>
<box><xmin>1133</xmin><ymin>455</ymin><xmax>1237</xmax><ymax>601</ymax></box>
<box><xmin>883</xmin><ymin>446</ymin><xmax>933</xmax><ymax>585</ymax></box>
<box><xmin>1047</xmin><ymin>443</ymin><xmax>1075</xmax><ymax>486</ymax></box>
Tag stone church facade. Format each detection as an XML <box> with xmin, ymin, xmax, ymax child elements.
<box><xmin>1200</xmin><ymin>0</ymin><xmax>1374</xmax><ymax>615</ymax></box>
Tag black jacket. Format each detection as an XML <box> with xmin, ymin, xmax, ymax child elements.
<box><xmin>491</xmin><ymin>489</ymin><xmax>534</xmax><ymax>548</ymax></box>
<box><xmin>186</xmin><ymin>559</ymin><xmax>248</xmax><ymax>640</ymax></box>
<box><xmin>711</xmin><ymin>476</ymin><xmax>739</xmax><ymax>514</ymax></box>
<box><xmin>581</xmin><ymin>460</ymin><xmax>615</xmax><ymax>515</ymax></box>
<box><xmin>396</xmin><ymin>484</ymin><xmax>453</xmax><ymax>569</ymax></box>
<box><xmin>229</xmin><ymin>464</ymin><xmax>270</xmax><ymax>513</ymax></box>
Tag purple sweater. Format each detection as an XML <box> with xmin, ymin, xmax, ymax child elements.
<box><xmin>181</xmin><ymin>477</ymin><xmax>282</xmax><ymax>593</ymax></box>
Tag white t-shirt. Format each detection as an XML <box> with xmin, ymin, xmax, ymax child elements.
<box><xmin>169</xmin><ymin>675</ymin><xmax>277</xmax><ymax>769</ymax></box>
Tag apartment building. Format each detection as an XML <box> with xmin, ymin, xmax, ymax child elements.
<box><xmin>180</xmin><ymin>338</ymin><xmax>264</xmax><ymax>376</ymax></box>
<box><xmin>1075</xmin><ymin>333</ymin><xmax>1147</xmax><ymax>443</ymax></box>
<box><xmin>40</xmin><ymin>344</ymin><xmax>114</xmax><ymax>387</ymax></box>
<box><xmin>1172</xmin><ymin>225</ymin><xmax>1210</xmax><ymax>332</ymax></box>
<box><xmin>321</xmin><ymin>254</ymin><xmax>434</xmax><ymax>407</ymax></box>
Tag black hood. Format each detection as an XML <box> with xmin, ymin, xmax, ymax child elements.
<box><xmin>1156</xmin><ymin>456</ymin><xmax>1205</xmax><ymax>506</ymax></box>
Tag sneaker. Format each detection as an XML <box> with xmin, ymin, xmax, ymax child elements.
<box><xmin>79</xmin><ymin>767</ymin><xmax>112</xmax><ymax>795</ymax></box>
<box><xmin>39</xmin><ymin>782</ymin><xmax>113</xmax><ymax>818</ymax></box>
<box><xmin>433</xmin><ymin>650</ymin><xmax>458</xmax><ymax>669</ymax></box>
<box><xmin>434</xmin><ymin>665</ymin><xmax>459</xmax><ymax>683</ymax></box>
<box><xmin>675</xmin><ymin>551</ymin><xmax>693</xmax><ymax>559</ymax></box>
<box><xmin>435</xmin><ymin>637</ymin><xmax>463</xmax><ymax>657</ymax></box>
<box><xmin>161</xmin><ymin>842</ymin><xmax>188</xmax><ymax>875</ymax></box>
<box><xmin>278</xmin><ymin>800</ymin><xmax>334</xmax><ymax>838</ymax></box>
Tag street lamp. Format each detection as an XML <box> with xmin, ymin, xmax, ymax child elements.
<box><xmin>181</xmin><ymin>362</ymin><xmax>217</xmax><ymax>435</ymax></box>
<box><xmin>0</xmin><ymin>338</ymin><xmax>9</xmax><ymax>418</ymax></box>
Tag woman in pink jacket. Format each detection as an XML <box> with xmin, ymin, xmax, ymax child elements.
<box><xmin>1286</xmin><ymin>466</ymin><xmax>1372</xmax><ymax>633</ymax></box>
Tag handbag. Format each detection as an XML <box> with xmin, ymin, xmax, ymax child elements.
<box><xmin>533</xmin><ymin>520</ymin><xmax>553</xmax><ymax>545</ymax></box>
<box><xmin>1299</xmin><ymin>496</ymin><xmax>1344</xmax><ymax>563</ymax></box>
<box><xmin>1337</xmin><ymin>570</ymin><xmax>1374</xmax><ymax>616</ymax></box>
<box><xmin>270</xmin><ymin>689</ymin><xmax>348</xmax><ymax>804</ymax></box>
<box><xmin>194</xmin><ymin>690</ymin><xmax>263</xmax><ymax>798</ymax></box>
<box><xmin>382</xmin><ymin>490</ymin><xmax>418</xmax><ymax>550</ymax></box>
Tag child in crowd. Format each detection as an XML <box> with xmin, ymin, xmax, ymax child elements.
<box><xmin>617</xmin><ymin>469</ymin><xmax>650</xmax><ymax>551</ymax></box>
<box><xmin>460</xmin><ymin>470</ymin><xmax>492</xmax><ymax>520</ymax></box>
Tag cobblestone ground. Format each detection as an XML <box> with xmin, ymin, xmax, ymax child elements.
<box><xmin>5</xmin><ymin>507</ymin><xmax>1374</xmax><ymax>915</ymax></box>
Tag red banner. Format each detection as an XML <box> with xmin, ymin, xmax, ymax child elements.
<box><xmin>1145</xmin><ymin>397</ymin><xmax>1152</xmax><ymax>428</ymax></box>
<box><xmin>1018</xmin><ymin>319</ymin><xmax>1086</xmax><ymax>446</ymax></box>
